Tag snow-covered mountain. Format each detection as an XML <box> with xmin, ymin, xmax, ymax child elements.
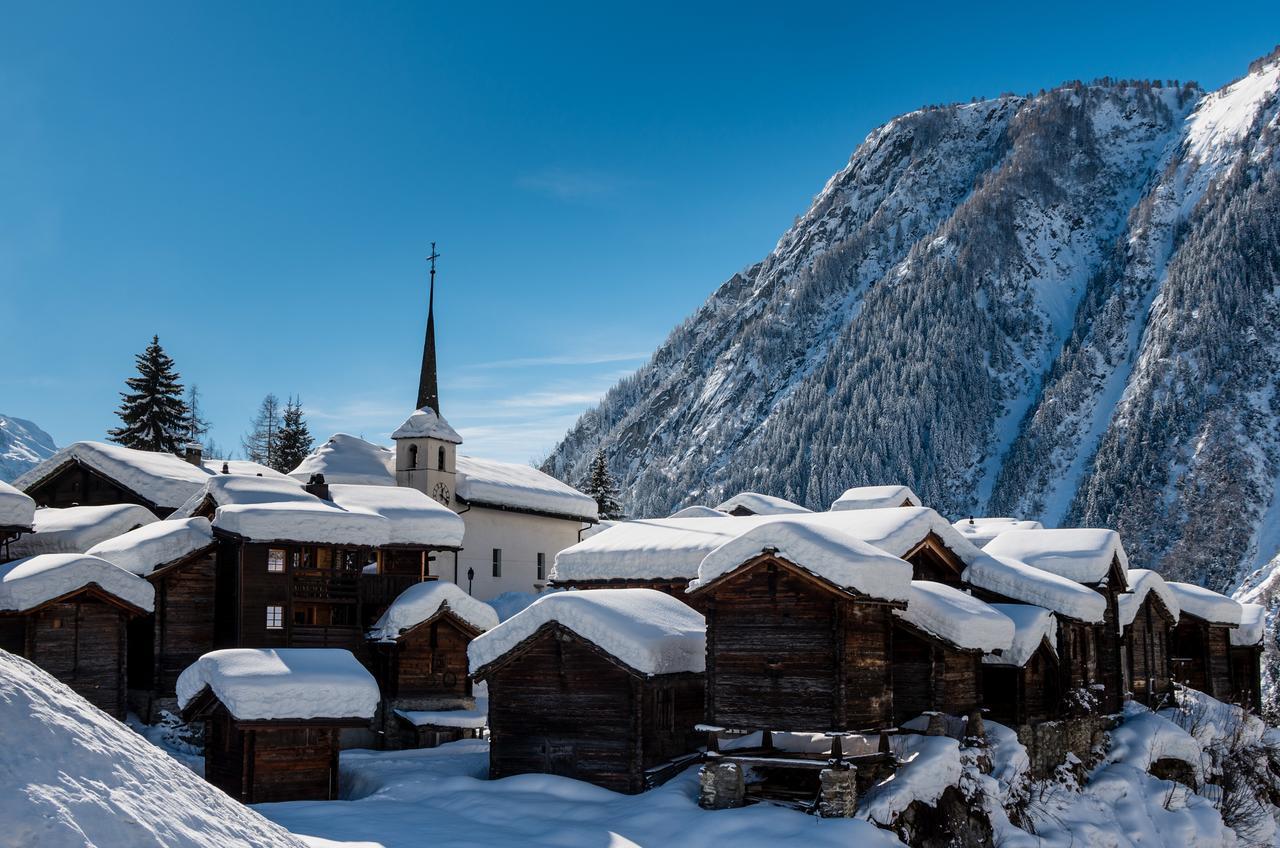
<box><xmin>0</xmin><ymin>414</ymin><xmax>57</xmax><ymax>482</ymax></box>
<box><xmin>546</xmin><ymin>48</ymin><xmax>1280</xmax><ymax>687</ymax></box>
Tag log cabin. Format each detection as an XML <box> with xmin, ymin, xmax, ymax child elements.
<box><xmin>0</xmin><ymin>480</ymin><xmax>35</xmax><ymax>563</ymax></box>
<box><xmin>963</xmin><ymin>552</ymin><xmax>1107</xmax><ymax>717</ymax></box>
<box><xmin>12</xmin><ymin>440</ymin><xmax>285</xmax><ymax>518</ymax></box>
<box><xmin>177</xmin><ymin>648</ymin><xmax>380</xmax><ymax>803</ymax></box>
<box><xmin>984</xmin><ymin>530</ymin><xmax>1130</xmax><ymax>713</ymax></box>
<box><xmin>1165</xmin><ymin>581</ymin><xmax>1244</xmax><ymax>702</ymax></box>
<box><xmin>1117</xmin><ymin>569</ymin><xmax>1180</xmax><ymax>707</ymax></box>
<box><xmin>1229</xmin><ymin>603</ymin><xmax>1266</xmax><ymax>714</ymax></box>
<box><xmin>828</xmin><ymin>484</ymin><xmax>921</xmax><ymax>511</ymax></box>
<box><xmin>980</xmin><ymin>604</ymin><xmax>1061</xmax><ymax>726</ymax></box>
<box><xmin>366</xmin><ymin>580</ymin><xmax>499</xmax><ymax>748</ymax></box>
<box><xmin>86</xmin><ymin>517</ymin><xmax>219</xmax><ymax>717</ymax></box>
<box><xmin>7</xmin><ymin>503</ymin><xmax>158</xmax><ymax>559</ymax></box>
<box><xmin>889</xmin><ymin>581</ymin><xmax>1014</xmax><ymax>726</ymax></box>
<box><xmin>0</xmin><ymin>553</ymin><xmax>154</xmax><ymax>718</ymax></box>
<box><xmin>469</xmin><ymin>589</ymin><xmax>706</xmax><ymax>794</ymax></box>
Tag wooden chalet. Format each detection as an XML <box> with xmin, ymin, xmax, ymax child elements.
<box><xmin>0</xmin><ymin>553</ymin><xmax>154</xmax><ymax>718</ymax></box>
<box><xmin>7</xmin><ymin>503</ymin><xmax>159</xmax><ymax>559</ymax></box>
<box><xmin>178</xmin><ymin>648</ymin><xmax>380</xmax><ymax>803</ymax></box>
<box><xmin>984</xmin><ymin>529</ymin><xmax>1130</xmax><ymax>713</ymax></box>
<box><xmin>889</xmin><ymin>581</ymin><xmax>1013</xmax><ymax>726</ymax></box>
<box><xmin>951</xmin><ymin>516</ymin><xmax>1044</xmax><ymax>549</ymax></box>
<box><xmin>980</xmin><ymin>604</ymin><xmax>1061</xmax><ymax>726</ymax></box>
<box><xmin>1117</xmin><ymin>569</ymin><xmax>1179</xmax><ymax>707</ymax></box>
<box><xmin>964</xmin><ymin>552</ymin><xmax>1107</xmax><ymax>718</ymax></box>
<box><xmin>366</xmin><ymin>580</ymin><xmax>499</xmax><ymax>748</ymax></box>
<box><xmin>1229</xmin><ymin>603</ymin><xmax>1266</xmax><ymax>713</ymax></box>
<box><xmin>1165</xmin><ymin>581</ymin><xmax>1243</xmax><ymax>702</ymax></box>
<box><xmin>0</xmin><ymin>480</ymin><xmax>35</xmax><ymax>563</ymax></box>
<box><xmin>470</xmin><ymin>589</ymin><xmax>706</xmax><ymax>795</ymax></box>
<box><xmin>86</xmin><ymin>518</ymin><xmax>220</xmax><ymax>715</ymax></box>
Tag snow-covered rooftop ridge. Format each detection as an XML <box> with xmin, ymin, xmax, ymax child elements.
<box><xmin>86</xmin><ymin>517</ymin><xmax>215</xmax><ymax>577</ymax></box>
<box><xmin>0</xmin><ymin>553</ymin><xmax>154</xmax><ymax>613</ymax></box>
<box><xmin>201</xmin><ymin>458</ymin><xmax>290</xmax><ymax>478</ymax></box>
<box><xmin>290</xmin><ymin>433</ymin><xmax>397</xmax><ymax>486</ymax></box>
<box><xmin>688</xmin><ymin>520</ymin><xmax>913</xmax><ymax>602</ymax></box>
<box><xmin>984</xmin><ymin>603</ymin><xmax>1057</xmax><ymax>667</ymax></box>
<box><xmin>7</xmin><ymin>503</ymin><xmax>159</xmax><ymax>558</ymax></box>
<box><xmin>469</xmin><ymin>589</ymin><xmax>706</xmax><ymax>677</ymax></box>
<box><xmin>668</xmin><ymin>505</ymin><xmax>725</xmax><ymax>519</ymax></box>
<box><xmin>176</xmin><ymin>648</ymin><xmax>380</xmax><ymax>721</ymax></box>
<box><xmin>391</xmin><ymin>407</ymin><xmax>463</xmax><ymax>444</ymax></box>
<box><xmin>172</xmin><ymin>473</ymin><xmax>315</xmax><ymax>517</ymax></box>
<box><xmin>962</xmin><ymin>553</ymin><xmax>1106</xmax><ymax>623</ymax></box>
<box><xmin>984</xmin><ymin>528</ymin><xmax>1128</xmax><ymax>585</ymax></box>
<box><xmin>213</xmin><ymin>501</ymin><xmax>389</xmax><ymax>546</ymax></box>
<box><xmin>714</xmin><ymin>491</ymin><xmax>811</xmax><ymax>515</ymax></box>
<box><xmin>1165</xmin><ymin>581</ymin><xmax>1242</xmax><ymax>626</ymax></box>
<box><xmin>551</xmin><ymin>506</ymin><xmax>982</xmax><ymax>583</ymax></box>
<box><xmin>0</xmin><ymin>479</ymin><xmax>35</xmax><ymax>529</ymax></box>
<box><xmin>1231</xmin><ymin>602</ymin><xmax>1266</xmax><ymax>646</ymax></box>
<box><xmin>368</xmin><ymin>580</ymin><xmax>499</xmax><ymax>641</ymax></box>
<box><xmin>951</xmin><ymin>516</ymin><xmax>1044</xmax><ymax>547</ymax></box>
<box><xmin>456</xmin><ymin>455</ymin><xmax>598</xmax><ymax>521</ymax></box>
<box><xmin>894</xmin><ymin>580</ymin><xmax>1013</xmax><ymax>652</ymax></box>
<box><xmin>829</xmin><ymin>484</ymin><xmax>921</xmax><ymax>511</ymax></box>
<box><xmin>327</xmin><ymin>484</ymin><xmax>465</xmax><ymax>548</ymax></box>
<box><xmin>1118</xmin><ymin>569</ymin><xmax>1180</xmax><ymax>629</ymax></box>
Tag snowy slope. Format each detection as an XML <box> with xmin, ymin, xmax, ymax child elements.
<box><xmin>0</xmin><ymin>649</ymin><xmax>305</xmax><ymax>848</ymax></box>
<box><xmin>0</xmin><ymin>414</ymin><xmax>56</xmax><ymax>482</ymax></box>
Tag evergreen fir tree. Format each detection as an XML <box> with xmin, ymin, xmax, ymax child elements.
<box><xmin>241</xmin><ymin>394</ymin><xmax>282</xmax><ymax>468</ymax></box>
<box><xmin>184</xmin><ymin>384</ymin><xmax>211</xmax><ymax>447</ymax></box>
<box><xmin>581</xmin><ymin>449</ymin><xmax>624</xmax><ymax>519</ymax></box>
<box><xmin>107</xmin><ymin>335</ymin><xmax>190</xmax><ymax>453</ymax></box>
<box><xmin>274</xmin><ymin>396</ymin><xmax>314</xmax><ymax>474</ymax></box>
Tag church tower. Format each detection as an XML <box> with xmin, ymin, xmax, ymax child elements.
<box><xmin>393</xmin><ymin>243</ymin><xmax>462</xmax><ymax>509</ymax></box>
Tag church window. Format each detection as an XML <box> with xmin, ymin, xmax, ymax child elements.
<box><xmin>492</xmin><ymin>548</ymin><xmax>502</xmax><ymax>578</ymax></box>
<box><xmin>409</xmin><ymin>444</ymin><xmax>418</xmax><ymax>469</ymax></box>
<box><xmin>438</xmin><ymin>446</ymin><xmax>446</xmax><ymax>471</ymax></box>
<box><xmin>537</xmin><ymin>552</ymin><xmax>546</xmax><ymax>581</ymax></box>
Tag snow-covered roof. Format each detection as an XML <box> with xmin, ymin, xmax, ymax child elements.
<box><xmin>1165</xmin><ymin>582</ymin><xmax>1242</xmax><ymax>626</ymax></box>
<box><xmin>176</xmin><ymin>648</ymin><xmax>380</xmax><ymax>721</ymax></box>
<box><xmin>86</xmin><ymin>517</ymin><xmax>215</xmax><ymax>577</ymax></box>
<box><xmin>688</xmin><ymin>520</ymin><xmax>913</xmax><ymax>602</ymax></box>
<box><xmin>0</xmin><ymin>553</ymin><xmax>154</xmax><ymax>613</ymax></box>
<box><xmin>201</xmin><ymin>459</ymin><xmax>290</xmax><ymax>479</ymax></box>
<box><xmin>457</xmin><ymin>455</ymin><xmax>598</xmax><ymax>521</ymax></box>
<box><xmin>7</xmin><ymin>504</ymin><xmax>159</xmax><ymax>558</ymax></box>
<box><xmin>829</xmin><ymin>485</ymin><xmax>921</xmax><ymax>511</ymax></box>
<box><xmin>668</xmin><ymin>505</ymin><xmax>726</xmax><ymax>519</ymax></box>
<box><xmin>213</xmin><ymin>501</ymin><xmax>389</xmax><ymax>546</ymax></box>
<box><xmin>951</xmin><ymin>516</ymin><xmax>1044</xmax><ymax>548</ymax></box>
<box><xmin>1231</xmin><ymin>602</ymin><xmax>1266</xmax><ymax>647</ymax></box>
<box><xmin>984</xmin><ymin>528</ymin><xmax>1128</xmax><ymax>585</ymax></box>
<box><xmin>172</xmin><ymin>473</ymin><xmax>316</xmax><ymax>518</ymax></box>
<box><xmin>714</xmin><ymin>492</ymin><xmax>811</xmax><ymax>516</ymax></box>
<box><xmin>327</xmin><ymin>484</ymin><xmax>465</xmax><ymax>548</ymax></box>
<box><xmin>391</xmin><ymin>407</ymin><xmax>463</xmax><ymax>444</ymax></box>
<box><xmin>368</xmin><ymin>580</ymin><xmax>499</xmax><ymax>641</ymax></box>
<box><xmin>895</xmin><ymin>580</ymin><xmax>1013</xmax><ymax>652</ymax></box>
<box><xmin>469</xmin><ymin>589</ymin><xmax>705</xmax><ymax>677</ymax></box>
<box><xmin>1118</xmin><ymin>569</ymin><xmax>1180</xmax><ymax>630</ymax></box>
<box><xmin>983</xmin><ymin>604</ymin><xmax>1057</xmax><ymax>667</ymax></box>
<box><xmin>290</xmin><ymin>433</ymin><xmax>397</xmax><ymax>486</ymax></box>
<box><xmin>0</xmin><ymin>479</ymin><xmax>35</xmax><ymax>530</ymax></box>
<box><xmin>962</xmin><ymin>554</ymin><xmax>1106</xmax><ymax>623</ymax></box>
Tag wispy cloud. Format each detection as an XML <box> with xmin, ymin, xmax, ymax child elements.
<box><xmin>516</xmin><ymin>167</ymin><xmax>621</xmax><ymax>201</ymax></box>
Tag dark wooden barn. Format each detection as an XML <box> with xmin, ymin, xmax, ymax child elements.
<box><xmin>0</xmin><ymin>553</ymin><xmax>154</xmax><ymax>718</ymax></box>
<box><xmin>366</xmin><ymin>580</ymin><xmax>499</xmax><ymax>747</ymax></box>
<box><xmin>0</xmin><ymin>480</ymin><xmax>35</xmax><ymax>564</ymax></box>
<box><xmin>1166</xmin><ymin>582</ymin><xmax>1241</xmax><ymax>702</ymax></box>
<box><xmin>980</xmin><ymin>603</ymin><xmax>1061</xmax><ymax>726</ymax></box>
<box><xmin>1229</xmin><ymin>602</ymin><xmax>1265</xmax><ymax>713</ymax></box>
<box><xmin>1118</xmin><ymin>569</ymin><xmax>1178</xmax><ymax>707</ymax></box>
<box><xmin>178</xmin><ymin>648</ymin><xmax>380</xmax><ymax>803</ymax></box>
<box><xmin>470</xmin><ymin>589</ymin><xmax>706</xmax><ymax>794</ymax></box>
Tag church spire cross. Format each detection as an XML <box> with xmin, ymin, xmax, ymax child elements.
<box><xmin>417</xmin><ymin>242</ymin><xmax>442</xmax><ymax>415</ymax></box>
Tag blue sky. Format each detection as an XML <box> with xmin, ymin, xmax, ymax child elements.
<box><xmin>2</xmin><ymin>2</ymin><xmax>1276</xmax><ymax>463</ymax></box>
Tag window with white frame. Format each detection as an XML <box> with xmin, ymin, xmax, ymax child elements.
<box><xmin>267</xmin><ymin>549</ymin><xmax>286</xmax><ymax>573</ymax></box>
<box><xmin>266</xmin><ymin>605</ymin><xmax>284</xmax><ymax>629</ymax></box>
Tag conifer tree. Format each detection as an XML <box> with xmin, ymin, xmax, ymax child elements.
<box><xmin>582</xmin><ymin>449</ymin><xmax>624</xmax><ymax>519</ymax></box>
<box><xmin>274</xmin><ymin>396</ymin><xmax>314</xmax><ymax>474</ymax></box>
<box><xmin>241</xmin><ymin>394</ymin><xmax>283</xmax><ymax>468</ymax></box>
<box><xmin>108</xmin><ymin>335</ymin><xmax>190</xmax><ymax>453</ymax></box>
<box><xmin>184</xmin><ymin>384</ymin><xmax>211</xmax><ymax>446</ymax></box>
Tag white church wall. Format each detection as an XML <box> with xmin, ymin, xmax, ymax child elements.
<box><xmin>430</xmin><ymin>505</ymin><xmax>586</xmax><ymax>601</ymax></box>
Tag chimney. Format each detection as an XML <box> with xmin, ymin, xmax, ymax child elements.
<box><xmin>182</xmin><ymin>442</ymin><xmax>204</xmax><ymax>466</ymax></box>
<box><xmin>221</xmin><ymin>461</ymin><xmax>230</xmax><ymax>474</ymax></box>
<box><xmin>304</xmin><ymin>473</ymin><xmax>330</xmax><ymax>501</ymax></box>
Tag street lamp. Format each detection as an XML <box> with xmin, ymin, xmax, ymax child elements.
<box><xmin>467</xmin><ymin>567</ymin><xmax>475</xmax><ymax>595</ymax></box>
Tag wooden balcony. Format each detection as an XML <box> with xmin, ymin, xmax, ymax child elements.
<box><xmin>292</xmin><ymin>624</ymin><xmax>362</xmax><ymax>650</ymax></box>
<box><xmin>359</xmin><ymin>573</ymin><xmax>431</xmax><ymax>609</ymax></box>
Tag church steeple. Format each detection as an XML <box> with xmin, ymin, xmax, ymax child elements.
<box><xmin>417</xmin><ymin>243</ymin><xmax>441</xmax><ymax>414</ymax></box>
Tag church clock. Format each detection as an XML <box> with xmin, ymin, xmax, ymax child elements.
<box><xmin>432</xmin><ymin>481</ymin><xmax>451</xmax><ymax>505</ymax></box>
